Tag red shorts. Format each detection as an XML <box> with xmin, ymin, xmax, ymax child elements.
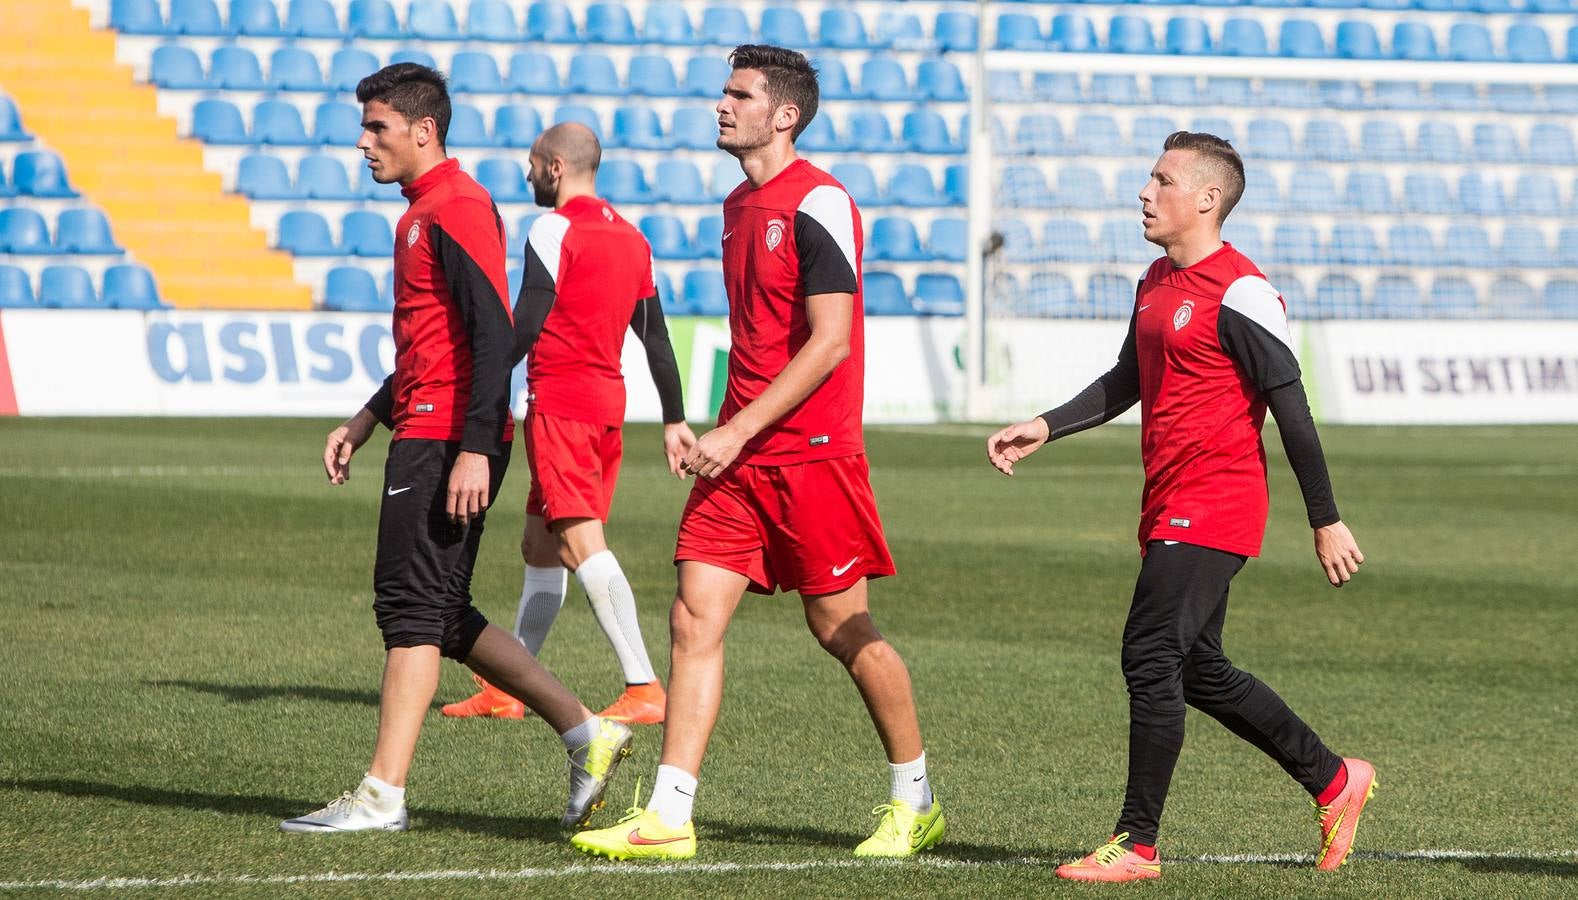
<box><xmin>523</xmin><ymin>411</ymin><xmax>622</xmax><ymax>524</ymax></box>
<box><xmin>674</xmin><ymin>454</ymin><xmax>896</xmax><ymax>596</ymax></box>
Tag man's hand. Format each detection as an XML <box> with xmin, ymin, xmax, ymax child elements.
<box><xmin>446</xmin><ymin>451</ymin><xmax>491</xmax><ymax>525</ymax></box>
<box><xmin>664</xmin><ymin>421</ymin><xmax>700</xmax><ymax>479</ymax></box>
<box><xmin>681</xmin><ymin>423</ymin><xmax>749</xmax><ymax>480</ymax></box>
<box><xmin>324</xmin><ymin>409</ymin><xmax>379</xmax><ymax>484</ymax></box>
<box><xmin>986</xmin><ymin>418</ymin><xmax>1051</xmax><ymax>476</ymax></box>
<box><xmin>1314</xmin><ymin>521</ymin><xmax>1364</xmax><ymax>587</ymax></box>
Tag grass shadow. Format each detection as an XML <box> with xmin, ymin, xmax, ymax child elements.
<box><xmin>1460</xmin><ymin>856</ymin><xmax>1578</xmax><ymax>878</ymax></box>
<box><xmin>147</xmin><ymin>679</ymin><xmax>440</xmax><ymax>710</ymax></box>
<box><xmin>704</xmin><ymin>817</ymin><xmax>1047</xmax><ymax>864</ymax></box>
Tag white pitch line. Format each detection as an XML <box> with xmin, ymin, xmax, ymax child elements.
<box><xmin>3</xmin><ymin>849</ymin><xmax>1574</xmax><ymax>892</ymax></box>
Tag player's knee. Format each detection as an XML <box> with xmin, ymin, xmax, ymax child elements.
<box><xmin>1122</xmin><ymin>645</ymin><xmax>1181</xmax><ymax>693</ymax></box>
<box><xmin>438</xmin><ymin>606</ymin><xmax>488</xmax><ymax>661</ymax></box>
<box><xmin>670</xmin><ymin>596</ymin><xmax>724</xmax><ymax>653</ymax></box>
<box><xmin>812</xmin><ymin>616</ymin><xmax>885</xmax><ymax>667</ymax></box>
<box><xmin>555</xmin><ymin>541</ymin><xmax>582</xmax><ymax>571</ymax></box>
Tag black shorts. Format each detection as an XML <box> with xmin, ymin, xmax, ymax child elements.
<box><xmin>372</xmin><ymin>438</ymin><xmax>509</xmax><ymax>660</ymax></box>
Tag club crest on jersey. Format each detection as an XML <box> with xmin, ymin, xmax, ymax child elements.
<box><xmin>765</xmin><ymin>219</ymin><xmax>785</xmax><ymax>252</ymax></box>
<box><xmin>1173</xmin><ymin>299</ymin><xmax>1194</xmax><ymax>331</ymax></box>
<box><xmin>406</xmin><ymin>221</ymin><xmax>421</xmax><ymax>248</ymax></box>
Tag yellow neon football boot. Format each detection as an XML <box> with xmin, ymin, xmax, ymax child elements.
<box><xmin>570</xmin><ymin>806</ymin><xmax>697</xmax><ymax>860</ymax></box>
<box><xmin>853</xmin><ymin>799</ymin><xmax>946</xmax><ymax>857</ymax></box>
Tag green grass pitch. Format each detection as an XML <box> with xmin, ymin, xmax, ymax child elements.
<box><xmin>1</xmin><ymin>418</ymin><xmax>1574</xmax><ymax>897</ymax></box>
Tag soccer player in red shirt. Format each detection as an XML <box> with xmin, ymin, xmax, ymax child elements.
<box><xmin>572</xmin><ymin>45</ymin><xmax>944</xmax><ymax>861</ymax></box>
<box><xmin>987</xmin><ymin>132</ymin><xmax>1373</xmax><ymax>882</ymax></box>
<box><xmin>442</xmin><ymin>122</ymin><xmax>695</xmax><ymax>724</ymax></box>
<box><xmin>281</xmin><ymin>64</ymin><xmax>632</xmax><ymax>835</ymax></box>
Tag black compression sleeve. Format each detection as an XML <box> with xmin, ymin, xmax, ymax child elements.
<box><xmin>1266</xmin><ymin>379</ymin><xmax>1340</xmax><ymax>528</ymax></box>
<box><xmin>630</xmin><ymin>294</ymin><xmax>685</xmax><ymax>424</ymax></box>
<box><xmin>1038</xmin><ymin>312</ymin><xmax>1141</xmax><ymax>440</ymax></box>
<box><xmin>432</xmin><ymin>221</ymin><xmax>512</xmax><ymax>456</ymax></box>
<box><xmin>509</xmin><ymin>243</ymin><xmax>556</xmax><ymax>366</ymax></box>
<box><xmin>364</xmin><ymin>375</ymin><xmax>394</xmax><ymax>429</ymax></box>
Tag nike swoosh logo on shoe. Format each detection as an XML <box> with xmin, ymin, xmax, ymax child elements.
<box><xmin>628</xmin><ymin>828</ymin><xmax>688</xmax><ymax>846</ymax></box>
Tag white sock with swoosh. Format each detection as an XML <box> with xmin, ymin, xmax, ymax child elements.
<box><xmin>890</xmin><ymin>752</ymin><xmax>932</xmax><ymax>812</ymax></box>
<box><xmin>648</xmin><ymin>765</ymin><xmax>697</xmax><ymax>828</ymax></box>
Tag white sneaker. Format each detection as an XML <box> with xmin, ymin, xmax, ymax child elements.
<box><xmin>563</xmin><ymin>719</ymin><xmax>634</xmax><ymax>827</ymax></box>
<box><xmin>280</xmin><ymin>788</ymin><xmax>409</xmax><ymax>834</ymax></box>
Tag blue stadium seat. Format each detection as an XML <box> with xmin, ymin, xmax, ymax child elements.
<box><xmin>494</xmin><ymin>104</ymin><xmax>542</xmax><ymax>148</ymax></box>
<box><xmin>812</xmin><ymin>56</ymin><xmax>856</xmax><ymax>100</ymax></box>
<box><xmin>1474</xmin><ymin>122</ymin><xmax>1522</xmax><ymax>163</ymax></box>
<box><xmin>1097</xmin><ymin>220</ymin><xmax>1152</xmax><ymax>263</ymax></box>
<box><xmin>231</xmin><ymin>0</ymin><xmax>284</xmax><ymax>35</ymax></box>
<box><xmin>1390</xmin><ymin>22</ymin><xmax>1438</xmax><ymax>60</ymax></box>
<box><xmin>103</xmin><ymin>264</ymin><xmax>164</xmax><ymax>309</ymax></box>
<box><xmin>10</xmin><ymin>151</ymin><xmax>79</xmax><ymax>197</ymax></box>
<box><xmin>525</xmin><ymin>1</ymin><xmax>577</xmax><ymax>41</ymax></box>
<box><xmin>1526</xmin><ymin>123</ymin><xmax>1574</xmax><ymax>166</ymax></box>
<box><xmin>671</xmin><ymin>107</ymin><xmax>717</xmax><ymax>150</ymax></box>
<box><xmin>388</xmin><ymin>47</ymin><xmax>438</xmax><ymax>68</ymax></box>
<box><xmin>628</xmin><ymin>55</ymin><xmax>682</xmax><ymax>97</ymax></box>
<box><xmin>268</xmin><ymin>47</ymin><xmax>324</xmax><ymax>91</ymax></box>
<box><xmin>1131</xmin><ymin>116</ymin><xmax>1177</xmax><ymax>156</ymax></box>
<box><xmin>1513</xmin><ymin>173</ymin><xmax>1561</xmax><ymax>216</ymax></box>
<box><xmin>694</xmin><ymin>214</ymin><xmax>724</xmax><ymax>258</ymax></box>
<box><xmin>1272</xmin><ymin>222</ymin><xmax>1322</xmax><ymax>264</ymax></box>
<box><xmin>644</xmin><ymin>2</ymin><xmax>696</xmax><ymax>44</ymax></box>
<box><xmin>996</xmin><ymin>14</ymin><xmax>1044</xmax><ymax>50</ymax></box>
<box><xmin>111</xmin><ymin>0</ymin><xmax>170</xmax><ymax>34</ymax></box>
<box><xmin>1190</xmin><ymin>116</ymin><xmax>1237</xmax><ymax>145</ymax></box>
<box><xmin>613</xmin><ymin>106</ymin><xmax>664</xmax><ymax>149</ymax></box>
<box><xmin>830</xmin><ymin>162</ymin><xmax>880</xmax><ymax>206</ymax></box>
<box><xmin>170</xmin><ymin>0</ymin><xmax>230</xmax><ymax>35</ymax></box>
<box><xmin>1262</xmin><ymin>271</ymin><xmax>1307</xmax><ymax>319</ymax></box>
<box><xmin>1073</xmin><ymin>114</ymin><xmax>1123</xmax><ymax>156</ymax></box>
<box><xmin>684</xmin><ymin>269</ymin><xmax>728</xmax><ymax>315</ymax></box>
<box><xmin>276</xmin><ymin>211</ymin><xmax>338</xmax><ymax>255</ymax></box>
<box><xmin>684</xmin><ymin>56</ymin><xmax>732</xmax><ymax>97</ymax></box>
<box><xmin>1088</xmin><ymin>273</ymin><xmax>1137</xmax><ymax>316</ymax></box>
<box><xmin>253</xmin><ymin>100</ymin><xmax>311</xmax><ymax>145</ymax></box>
<box><xmin>987</xmin><ymin>72</ymin><xmax>1026</xmax><ymax>103</ymax></box>
<box><xmin>1417</xmin><ymin>121</ymin><xmax>1465</xmax><ymax>162</ymax></box>
<box><xmin>1371</xmin><ymin>275</ymin><xmax>1421</xmax><ymax>317</ymax></box>
<box><xmin>918</xmin><ymin>60</ymin><xmax>966</xmax><ymax>102</ymax></box>
<box><xmin>1313</xmin><ymin>275</ymin><xmax>1363</xmax><ymax>318</ymax></box>
<box><xmin>871</xmin><ymin>10</ymin><xmax>919</xmax><ymax>49</ymax></box>
<box><xmin>928</xmin><ymin>218</ymin><xmax>967</xmax><ymax>262</ymax></box>
<box><xmin>1373</xmin><ymin>81</ymin><xmax>1426</xmax><ymax>108</ymax></box>
<box><xmin>1199</xmin><ymin>78</ymin><xmax>1249</xmax><ymax>109</ymax></box>
<box><xmin>1090</xmin><ymin>74</ymin><xmax>1143</xmax><ymax>105</ymax></box>
<box><xmin>237</xmin><ymin>154</ymin><xmax>298</xmax><ymax>199</ymax></box>
<box><xmin>324</xmin><ymin>267</ymin><xmax>383</xmax><ymax>311</ymax></box>
<box><xmin>1359</xmin><ymin>120</ymin><xmax>1407</xmax><ymax>161</ymax></box>
<box><xmin>447</xmin><ymin>103</ymin><xmax>495</xmax><ymax>146</ymax></box>
<box><xmin>944</xmin><ymin>164</ymin><xmax>968</xmax><ymax>206</ymax></box>
<box><xmin>761</xmin><ymin>6</ymin><xmax>811</xmax><ymax>47</ymax></box>
<box><xmin>1288</xmin><ymin>169</ymin><xmax>1341</xmax><ymax>212</ymax></box>
<box><xmin>150</xmin><ymin>46</ymin><xmax>206</xmax><ymax>89</ymax></box>
<box><xmin>1152</xmin><ymin>75</ymin><xmax>1200</xmax><ymax>106</ymax></box>
<box><xmin>1245</xmin><ymin>118</ymin><xmax>1297</xmax><ymax>159</ymax></box>
<box><xmin>869</xmin><ymin>218</ymin><xmax>928</xmax><ymax>261</ymax></box>
<box><xmin>652</xmin><ymin>271</ymin><xmax>678</xmax><ymax>314</ymax></box>
<box><xmin>210</xmin><ymin>46</ymin><xmax>265</xmax><ymax>90</ymax></box>
<box><xmin>568</xmin><ymin>53</ymin><xmax>622</xmax><ymax>95</ymax></box>
<box><xmin>340</xmin><ymin>211</ymin><xmax>393</xmax><ymax>257</ymax></box>
<box><xmin>1278</xmin><ymin>19</ymin><xmax>1326</xmax><ymax>57</ymax></box>
<box><xmin>298</xmin><ymin>154</ymin><xmax>357</xmax><ymax>199</ymax></box>
<box><xmin>1336</xmin><ymin>20</ymin><xmax>1381</xmax><ymax>58</ymax></box>
<box><xmin>1428</xmin><ymin>278</ymin><xmax>1479</xmax><ymax>317</ymax></box>
<box><xmin>451</xmin><ymin>51</ymin><xmax>505</xmax><ymax>93</ymax></box>
<box><xmin>863</xmin><ymin>272</ymin><xmax>913</xmax><ymax>315</ymax></box>
<box><xmin>586</xmin><ymin>3</ymin><xmax>638</xmax><ymax>43</ymax></box>
<box><xmin>1221</xmin><ymin>18</ymin><xmax>1269</xmax><ymax>56</ymax></box>
<box><xmin>1346</xmin><ymin>171</ymin><xmax>1396</xmax><ymax>213</ymax></box>
<box><xmin>887</xmin><ymin>165</ymin><xmax>946</xmax><ymax>207</ymax></box>
<box><xmin>641</xmin><ymin>214</ymin><xmax>695</xmax><ymax>260</ymax></box>
<box><xmin>348</xmin><ymin>0</ymin><xmax>402</xmax><ymax>37</ymax></box>
<box><xmin>1042</xmin><ymin>220</ymin><xmax>1095</xmax><ymax>262</ymax></box>
<box><xmin>1031</xmin><ymin>72</ymin><xmax>1081</xmax><ymax>104</ymax></box>
<box><xmin>701</xmin><ymin>7</ymin><xmax>751</xmax><ymax>46</ymax></box>
<box><xmin>507</xmin><ymin>52</ymin><xmax>562</xmax><ymax>94</ymax></box>
<box><xmin>358</xmin><ymin>165</ymin><xmax>403</xmax><ymax>201</ymax></box>
<box><xmin>1559</xmin><ymin>228</ymin><xmax>1578</xmax><ymax>267</ymax></box>
<box><xmin>820</xmin><ymin>7</ymin><xmax>870</xmax><ymax>48</ymax></box>
<box><xmin>1488</xmin><ymin>83</ymin><xmax>1540</xmax><ymax>114</ymax></box>
<box><xmin>0</xmin><ymin>97</ymin><xmax>24</xmax><ymax>143</ymax></box>
<box><xmin>1020</xmin><ymin>273</ymin><xmax>1076</xmax><ymax>317</ymax></box>
<box><xmin>0</xmin><ymin>265</ymin><xmax>36</xmax><ymax>308</ymax></box>
<box><xmin>1490</xmin><ymin>277</ymin><xmax>1538</xmax><ymax>316</ymax></box>
<box><xmin>1222</xmin><ymin>222</ymin><xmax>1264</xmax><ymax>260</ymax></box>
<box><xmin>1431</xmin><ymin>82</ymin><xmax>1479</xmax><ymax>110</ymax></box>
<box><xmin>1330</xmin><ymin>223</ymin><xmax>1382</xmax><ymax>264</ymax></box>
<box><xmin>406</xmin><ymin>0</ymin><xmax>459</xmax><ymax>38</ymax></box>
<box><xmin>553</xmin><ymin>104</ymin><xmax>603</xmax><ymax>142</ymax></box>
<box><xmin>1446</xmin><ymin>223</ymin><xmax>1497</xmax><ymax>266</ymax></box>
<box><xmin>1459</xmin><ymin>173</ymin><xmax>1507</xmax><ymax>216</ymax></box>
<box><xmin>286</xmin><ymin>0</ymin><xmax>343</xmax><ymax>38</ymax></box>
<box><xmin>1050</xmin><ymin>14</ymin><xmax>1097</xmax><ymax>52</ymax></box>
<box><xmin>596</xmin><ymin>159</ymin><xmax>652</xmax><ymax>203</ymax></box>
<box><xmin>313</xmin><ymin>101</ymin><xmax>361</xmax><ymax>145</ymax></box>
<box><xmin>996</xmin><ymin>219</ymin><xmax>1036</xmax><ymax>262</ymax></box>
<box><xmin>1057</xmin><ymin>166</ymin><xmax>1107</xmax><ymax>208</ymax></box>
<box><xmin>467</xmin><ymin>0</ymin><xmax>520</xmax><ymax>40</ymax></box>
<box><xmin>1403</xmin><ymin>173</ymin><xmax>1454</xmax><ymax>214</ymax></box>
<box><xmin>847</xmin><ymin>110</ymin><xmax>895</xmax><ymax>152</ymax></box>
<box><xmin>328</xmin><ymin>48</ymin><xmax>378</xmax><ymax>92</ymax></box>
<box><xmin>1115</xmin><ymin>168</ymin><xmax>1152</xmax><ymax>206</ymax></box>
<box><xmin>475</xmin><ymin>158</ymin><xmax>528</xmax><ymax>202</ymax></box>
<box><xmin>1108</xmin><ymin>16</ymin><xmax>1157</xmax><ymax>53</ymax></box>
<box><xmin>999</xmin><ymin>165</ymin><xmax>1055</xmax><ymax>208</ymax></box>
<box><xmin>936</xmin><ymin>11</ymin><xmax>978</xmax><ymax>51</ymax></box>
<box><xmin>1543</xmin><ymin>279</ymin><xmax>1578</xmax><ymax>316</ymax></box>
<box><xmin>1500</xmin><ymin>226</ymin><xmax>1548</xmax><ymax>268</ymax></box>
<box><xmin>652</xmin><ymin>159</ymin><xmax>709</xmax><ymax>205</ymax></box>
<box><xmin>1304</xmin><ymin>118</ymin><xmax>1354</xmax><ymax>161</ymax></box>
<box><xmin>1166</xmin><ymin>17</ymin><xmax>1212</xmax><ymax>54</ymax></box>
<box><xmin>39</xmin><ymin>265</ymin><xmax>102</xmax><ymax>309</ymax></box>
<box><xmin>902</xmin><ymin>110</ymin><xmax>958</xmax><ymax>154</ymax></box>
<box><xmin>0</xmin><ymin>208</ymin><xmax>52</xmax><ymax>254</ymax></box>
<box><xmin>1448</xmin><ymin>22</ymin><xmax>1495</xmax><ymax>61</ymax></box>
<box><xmin>192</xmin><ymin>99</ymin><xmax>252</xmax><ymax>144</ymax></box>
<box><xmin>1262</xmin><ymin>79</ymin><xmax>1317</xmax><ymax>108</ymax></box>
<box><xmin>510</xmin><ymin>213</ymin><xmax>540</xmax><ymax>248</ymax></box>
<box><xmin>1239</xmin><ymin>166</ymin><xmax>1281</xmax><ymax>213</ymax></box>
<box><xmin>912</xmin><ymin>274</ymin><xmax>964</xmax><ymax>316</ymax></box>
<box><xmin>860</xmin><ymin>58</ymin><xmax>917</xmax><ymax>101</ymax></box>
<box><xmin>56</xmin><ymin>208</ymin><xmax>122</xmax><ymax>254</ymax></box>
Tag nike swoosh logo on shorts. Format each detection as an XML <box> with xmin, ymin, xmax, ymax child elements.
<box><xmin>628</xmin><ymin>828</ymin><xmax>688</xmax><ymax>846</ymax></box>
<box><xmin>832</xmin><ymin>557</ymin><xmax>860</xmax><ymax>577</ymax></box>
<box><xmin>386</xmin><ymin>486</ymin><xmax>412</xmax><ymax>496</ymax></box>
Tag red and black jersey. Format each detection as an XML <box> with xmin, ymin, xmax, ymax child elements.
<box><xmin>365</xmin><ymin>158</ymin><xmax>515</xmax><ymax>454</ymax></box>
<box><xmin>719</xmin><ymin>158</ymin><xmax>864</xmax><ymax>465</ymax></box>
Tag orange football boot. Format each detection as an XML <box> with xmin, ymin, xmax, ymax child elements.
<box><xmin>598</xmin><ymin>681</ymin><xmax>666</xmax><ymax>725</ymax></box>
<box><xmin>1315</xmin><ymin>758</ymin><xmax>1377</xmax><ymax>871</ymax></box>
<box><xmin>441</xmin><ymin>674</ymin><xmax>525</xmax><ymax>719</ymax></box>
<box><xmin>1055</xmin><ymin>833</ymin><xmax>1162</xmax><ymax>883</ymax></box>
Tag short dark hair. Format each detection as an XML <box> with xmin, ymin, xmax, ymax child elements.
<box><xmin>728</xmin><ymin>44</ymin><xmax>819</xmax><ymax>141</ymax></box>
<box><xmin>1162</xmin><ymin>131</ymin><xmax>1245</xmax><ymax>223</ymax></box>
<box><xmin>356</xmin><ymin>63</ymin><xmax>451</xmax><ymax>146</ymax></box>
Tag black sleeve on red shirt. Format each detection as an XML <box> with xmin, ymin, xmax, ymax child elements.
<box><xmin>364</xmin><ymin>375</ymin><xmax>394</xmax><ymax>429</ymax></box>
<box><xmin>630</xmin><ymin>294</ymin><xmax>685</xmax><ymax>424</ymax></box>
<box><xmin>509</xmin><ymin>241</ymin><xmax>557</xmax><ymax>367</ymax></box>
<box><xmin>1217</xmin><ymin>281</ymin><xmax>1302</xmax><ymax>392</ymax></box>
<box><xmin>793</xmin><ymin>209</ymin><xmax>858</xmax><ymax>297</ymax></box>
<box><xmin>1037</xmin><ymin>310</ymin><xmax>1141</xmax><ymax>440</ymax></box>
<box><xmin>1265</xmin><ymin>379</ymin><xmax>1341</xmax><ymax>528</ymax></box>
<box><xmin>431</xmin><ymin>205</ymin><xmax>512</xmax><ymax>456</ymax></box>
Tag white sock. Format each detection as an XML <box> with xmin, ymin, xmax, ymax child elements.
<box><xmin>358</xmin><ymin>774</ymin><xmax>405</xmax><ymax>813</ymax></box>
<box><xmin>575</xmin><ymin>550</ymin><xmax>657</xmax><ymax>685</ymax></box>
<box><xmin>560</xmin><ymin>715</ymin><xmax>601</xmax><ymax>758</ymax></box>
<box><xmin>889</xmin><ymin>752</ymin><xmax>933</xmax><ymax>812</ymax></box>
<box><xmin>514</xmin><ymin>565</ymin><xmax>568</xmax><ymax>655</ymax></box>
<box><xmin>648</xmin><ymin>764</ymin><xmax>697</xmax><ymax>828</ymax></box>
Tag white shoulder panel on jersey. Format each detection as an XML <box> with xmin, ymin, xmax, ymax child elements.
<box><xmin>526</xmin><ymin>212</ymin><xmax>571</xmax><ymax>283</ymax></box>
<box><xmin>797</xmin><ymin>184</ymin><xmax>858</xmax><ymax>277</ymax></box>
<box><xmin>1222</xmin><ymin>275</ymin><xmax>1293</xmax><ymax>353</ymax></box>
